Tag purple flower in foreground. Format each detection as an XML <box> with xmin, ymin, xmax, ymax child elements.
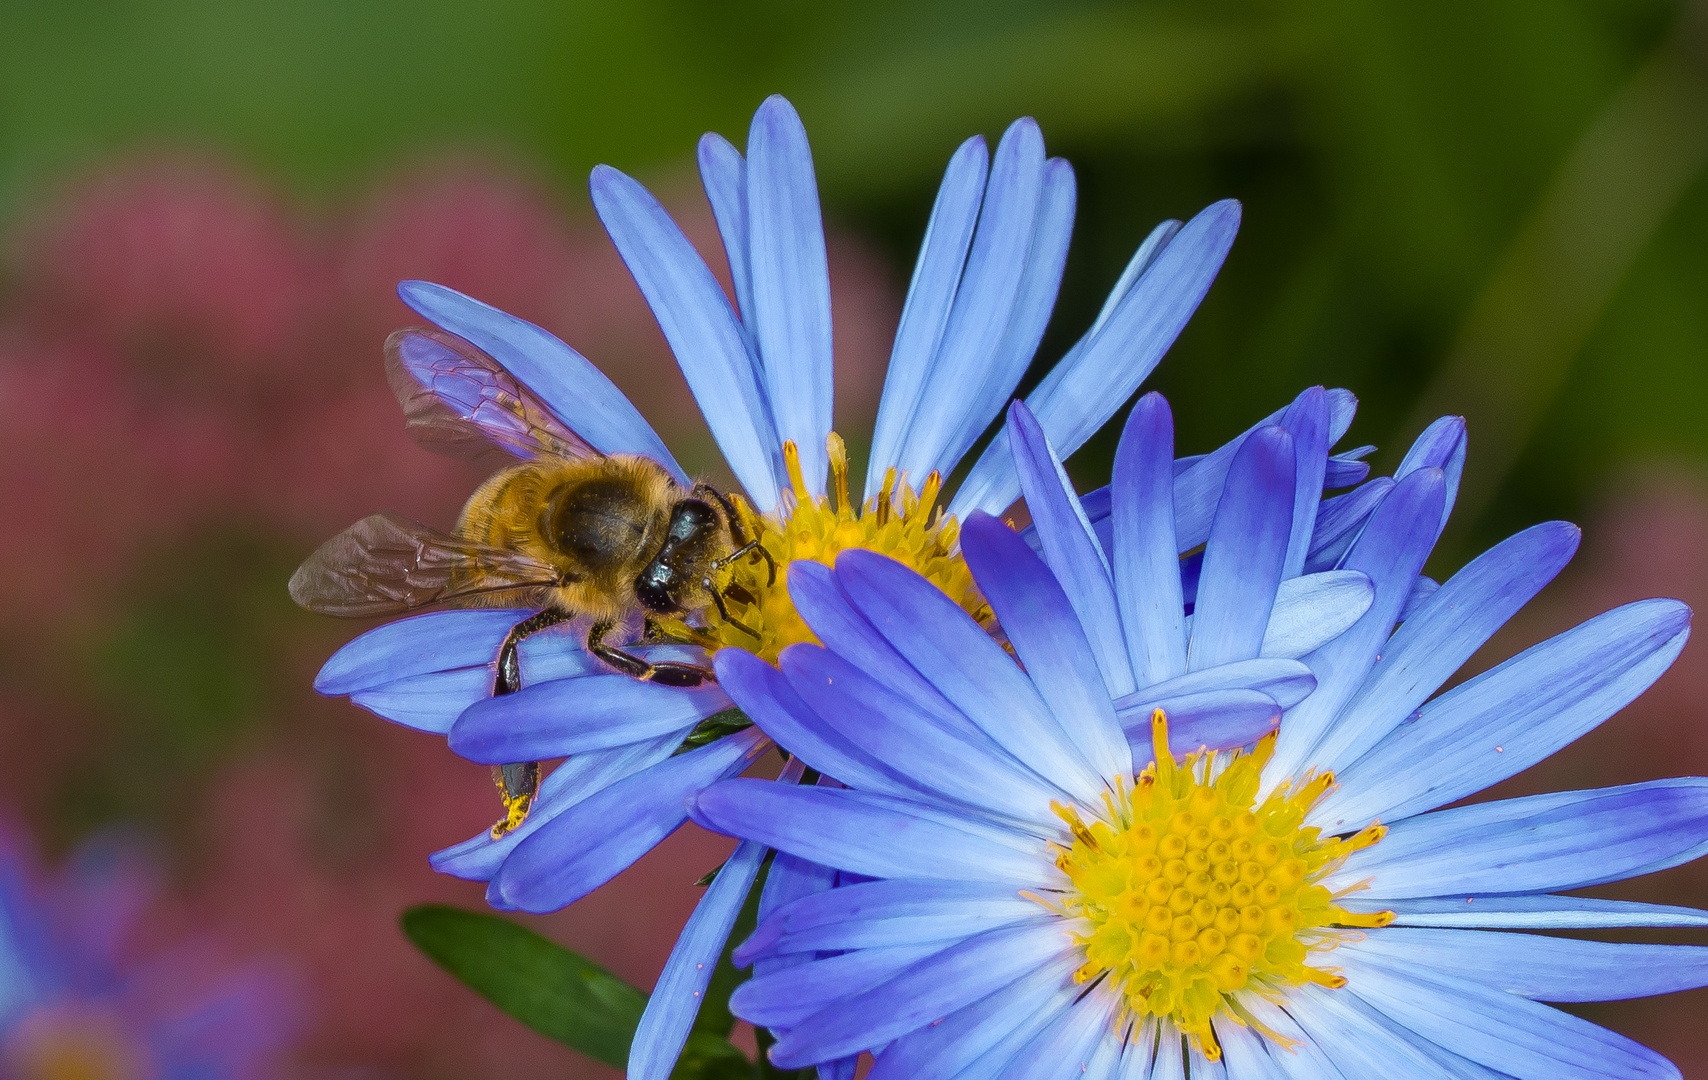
<box><xmin>0</xmin><ymin>826</ymin><xmax>296</xmax><ymax>1080</ymax></box>
<box><xmin>692</xmin><ymin>409</ymin><xmax>1705</xmax><ymax>1080</ymax></box>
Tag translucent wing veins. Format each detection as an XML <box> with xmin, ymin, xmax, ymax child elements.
<box><xmin>289</xmin><ymin>512</ymin><xmax>564</xmax><ymax>617</ymax></box>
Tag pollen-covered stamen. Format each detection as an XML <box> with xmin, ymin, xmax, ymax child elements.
<box><xmin>658</xmin><ymin>433</ymin><xmax>989</xmax><ymax>663</ymax></box>
<box><xmin>1053</xmin><ymin>709</ymin><xmax>1394</xmax><ymax>1061</ymax></box>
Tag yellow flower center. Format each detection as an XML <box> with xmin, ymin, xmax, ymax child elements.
<box><xmin>1051</xmin><ymin>710</ymin><xmax>1392</xmax><ymax>1062</ymax></box>
<box><xmin>660</xmin><ymin>433</ymin><xmax>989</xmax><ymax>663</ymax></box>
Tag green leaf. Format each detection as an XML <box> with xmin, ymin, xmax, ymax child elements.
<box><xmin>401</xmin><ymin>904</ymin><xmax>646</xmax><ymax>1067</ymax></box>
<box><xmin>673</xmin><ymin>708</ymin><xmax>755</xmax><ymax>755</ymax></box>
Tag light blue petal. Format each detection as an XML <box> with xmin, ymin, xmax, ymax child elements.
<box><xmin>1077</xmin><ymin>1017</ymin><xmax>1125</xmax><ymax>1080</ymax></box>
<box><xmin>780</xmin><ymin>643</ymin><xmax>1063</xmax><ymax>824</ymax></box>
<box><xmin>692</xmin><ymin>780</ymin><xmax>1055</xmax><ymax>887</ymax></box>
<box><xmin>1171</xmin><ymin>384</ymin><xmax>1358</xmax><ymax>558</ymax></box>
<box><xmin>1277</xmin><ymin>387</ymin><xmax>1330</xmax><ymax>578</ymax></box>
<box><xmin>449</xmin><ymin>675</ymin><xmax>725</xmax><ymax>761</ymax></box>
<box><xmin>1008</xmin><ymin>401</ymin><xmax>1134</xmax><ymax>696</ymax></box>
<box><xmin>1086</xmin><ymin>220</ymin><xmax>1183</xmax><ymax>339</ymax></box>
<box><xmin>628</xmin><ymin>838</ymin><xmax>769</xmax><ymax>1080</ymax></box>
<box><xmin>1189</xmin><ymin>427</ymin><xmax>1295</xmax><ymax>671</ymax></box>
<box><xmin>712</xmin><ymin>647</ymin><xmax>927</xmax><ymax>802</ymax></box>
<box><xmin>747</xmin><ymin>96</ymin><xmax>833</xmax><ymax>493</ymax></box>
<box><xmin>1323</xmin><ymin>387</ymin><xmax>1358</xmax><ymax>444</ymax></box>
<box><xmin>1338</xmin><ymin>949</ymin><xmax>1680</xmax><ymax>1080</ymax></box>
<box><xmin>489</xmin><ymin>727</ymin><xmax>770</xmax><ymax>911</ymax></box>
<box><xmin>786</xmin><ymin>560</ymin><xmax>971</xmax><ymax>722</ymax></box>
<box><xmin>590</xmin><ymin>165</ymin><xmax>782</xmax><ymax>509</ymax></box>
<box><xmin>939</xmin><ymin>156</ymin><xmax>1074</xmax><ymax>488</ymax></box>
<box><xmin>1115</xmin><ymin>657</ymin><xmax>1316</xmax><ymax>711</ymax></box>
<box><xmin>1239</xmin><ymin>996</ymin><xmax>1349</xmax><ymax>1080</ymax></box>
<box><xmin>951</xmin><ymin>201</ymin><xmax>1242</xmax><ymax>520</ymax></box>
<box><xmin>315</xmin><ymin>608</ymin><xmax>534</xmax><ymax>695</ymax></box>
<box><xmin>1259</xmin><ymin>571</ymin><xmax>1374</xmax><ymax>659</ymax></box>
<box><xmin>396</xmin><ymin>281</ymin><xmax>685</xmax><ymax>479</ymax></box>
<box><xmin>428</xmin><ymin>733</ymin><xmax>681</xmax><ymax>880</ymax></box>
<box><xmin>1400</xmin><ymin>574</ymin><xmax>1439</xmax><ymax>619</ymax></box>
<box><xmin>961</xmin><ymin>986</ymin><xmax>1087</xmax><ymax>1080</ymax></box>
<box><xmin>1151</xmin><ymin>1026</ymin><xmax>1185</xmax><ymax>1080</ymax></box>
<box><xmin>1304</xmin><ymin>478</ymin><xmax>1393</xmax><ymax>574</ymax></box>
<box><xmin>732</xmin><ymin>943</ymin><xmax>947</xmax><ymax>1029</ymax></box>
<box><xmin>1317</xmin><ymin>598</ymin><xmax>1691</xmax><ymax>829</ymax></box>
<box><xmin>696</xmin><ymin>132</ymin><xmax>754</xmax><ymax>328</ymax></box>
<box><xmin>1292</xmin><ymin>983</ymin><xmax>1495</xmax><ymax>1080</ymax></box>
<box><xmin>1336</xmin><ymin>778</ymin><xmax>1708</xmax><ymax>899</ymax></box>
<box><xmin>1263</xmin><ymin>468</ymin><xmax>1445</xmax><ymax>787</ymax></box>
<box><xmin>961</xmin><ymin>513</ymin><xmax>1133</xmax><ymax>782</ymax></box>
<box><xmin>1317</xmin><ymin>528</ymin><xmax>1579</xmax><ymax>779</ymax></box>
<box><xmin>768</xmin><ymin>922</ymin><xmax>1070</xmax><ymax>1070</ymax></box>
<box><xmin>1344</xmin><ymin>928</ymin><xmax>1708</xmax><ymax>1002</ymax></box>
<box><xmin>865</xmin><ymin>135</ymin><xmax>989</xmax><ymax>499</ymax></box>
<box><xmin>749</xmin><ymin>772</ymin><xmax>833</xmax><ymax>980</ymax></box>
<box><xmin>763</xmin><ymin>879</ymin><xmax>1038</xmax><ymax>955</ymax></box>
<box><xmin>770</xmin><ymin>904</ymin><xmax>1044</xmax><ymax>957</ymax></box>
<box><xmin>1118</xmin><ymin>689</ymin><xmax>1280</xmax><ymax>755</ymax></box>
<box><xmin>1325</xmin><ymin>446</ymin><xmax>1374</xmax><ymax>486</ymax></box>
<box><xmin>832</xmin><ymin>549</ymin><xmax>1108</xmax><ymax>804</ymax></box>
<box><xmin>817</xmin><ymin>1058</ymin><xmax>859</xmax><ymax>1080</ymax></box>
<box><xmin>1395</xmin><ymin>416</ymin><xmax>1467</xmax><ymax>536</ymax></box>
<box><xmin>1218</xmin><ymin>1019</ymin><xmax>1286</xmax><ymax>1080</ymax></box>
<box><xmin>895</xmin><ymin>118</ymin><xmax>1046</xmax><ymax>488</ymax></box>
<box><xmin>1340</xmin><ymin>894</ymin><xmax>1708</xmax><ymax>929</ymax></box>
<box><xmin>1187</xmin><ymin>1041</ymin><xmax>1231</xmax><ymax>1080</ymax></box>
<box><xmin>1109</xmin><ymin>393</ymin><xmax>1186</xmax><ymax>688</ymax></box>
<box><xmin>1003</xmin><ymin>992</ymin><xmax>1118</xmax><ymax>1080</ymax></box>
<box><xmin>867</xmin><ymin>955</ymin><xmax>1082</xmax><ymax>1080</ymax></box>
<box><xmin>350</xmin><ymin>667</ymin><xmax>491</xmax><ymax>734</ymax></box>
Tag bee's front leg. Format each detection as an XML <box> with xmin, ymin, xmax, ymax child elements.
<box><xmin>587</xmin><ymin>620</ymin><xmax>715</xmax><ymax>688</ymax></box>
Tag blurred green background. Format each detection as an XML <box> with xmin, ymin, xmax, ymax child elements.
<box><xmin>3</xmin><ymin>1</ymin><xmax>1706</xmax><ymax>1076</ymax></box>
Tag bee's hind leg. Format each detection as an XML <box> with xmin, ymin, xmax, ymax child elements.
<box><xmin>494</xmin><ymin>608</ymin><xmax>575</xmax><ymax>696</ymax></box>
<box><xmin>588</xmin><ymin>620</ymin><xmax>714</xmax><ymax>688</ymax></box>
<box><xmin>487</xmin><ymin>608</ymin><xmax>571</xmax><ymax>839</ymax></box>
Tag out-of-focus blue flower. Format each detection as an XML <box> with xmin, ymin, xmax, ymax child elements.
<box><xmin>0</xmin><ymin>825</ymin><xmax>296</xmax><ymax>1080</ymax></box>
<box><xmin>692</xmin><ymin>414</ymin><xmax>1704</xmax><ymax>1080</ymax></box>
<box><xmin>308</xmin><ymin>95</ymin><xmax>1371</xmax><ymax>1080</ymax></box>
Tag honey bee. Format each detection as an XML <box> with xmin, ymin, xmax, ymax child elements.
<box><xmin>289</xmin><ymin>324</ymin><xmax>773</xmax><ymax>837</ymax></box>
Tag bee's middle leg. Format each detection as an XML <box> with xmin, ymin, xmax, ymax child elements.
<box><xmin>494</xmin><ymin>608</ymin><xmax>575</xmax><ymax>696</ymax></box>
<box><xmin>588</xmin><ymin>620</ymin><xmax>714</xmax><ymax>688</ymax></box>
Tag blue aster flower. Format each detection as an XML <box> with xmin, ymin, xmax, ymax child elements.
<box><xmin>0</xmin><ymin>825</ymin><xmax>295</xmax><ymax>1080</ymax></box>
<box><xmin>297</xmin><ymin>95</ymin><xmax>1371</xmax><ymax>1080</ymax></box>
<box><xmin>1010</xmin><ymin>386</ymin><xmax>1438</xmax><ymax>754</ymax></box>
<box><xmin>691</xmin><ymin>407</ymin><xmax>1704</xmax><ymax>1080</ymax></box>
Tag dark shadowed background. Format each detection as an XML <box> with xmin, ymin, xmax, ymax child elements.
<box><xmin>1</xmin><ymin>1</ymin><xmax>1705</xmax><ymax>1076</ymax></box>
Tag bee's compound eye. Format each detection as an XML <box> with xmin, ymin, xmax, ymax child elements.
<box><xmin>634</xmin><ymin>562</ymin><xmax>680</xmax><ymax>614</ymax></box>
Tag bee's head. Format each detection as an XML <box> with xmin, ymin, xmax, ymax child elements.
<box><xmin>634</xmin><ymin>499</ymin><xmax>722</xmax><ymax>613</ymax></box>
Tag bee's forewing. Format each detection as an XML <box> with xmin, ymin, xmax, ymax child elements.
<box><xmin>385</xmin><ymin>327</ymin><xmax>602</xmax><ymax>464</ymax></box>
<box><xmin>288</xmin><ymin>511</ymin><xmax>561</xmax><ymax>616</ymax></box>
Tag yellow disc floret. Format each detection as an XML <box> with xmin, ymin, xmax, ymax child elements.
<box><xmin>1052</xmin><ymin>709</ymin><xmax>1392</xmax><ymax>1061</ymax></box>
<box><xmin>659</xmin><ymin>433</ymin><xmax>990</xmax><ymax>663</ymax></box>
